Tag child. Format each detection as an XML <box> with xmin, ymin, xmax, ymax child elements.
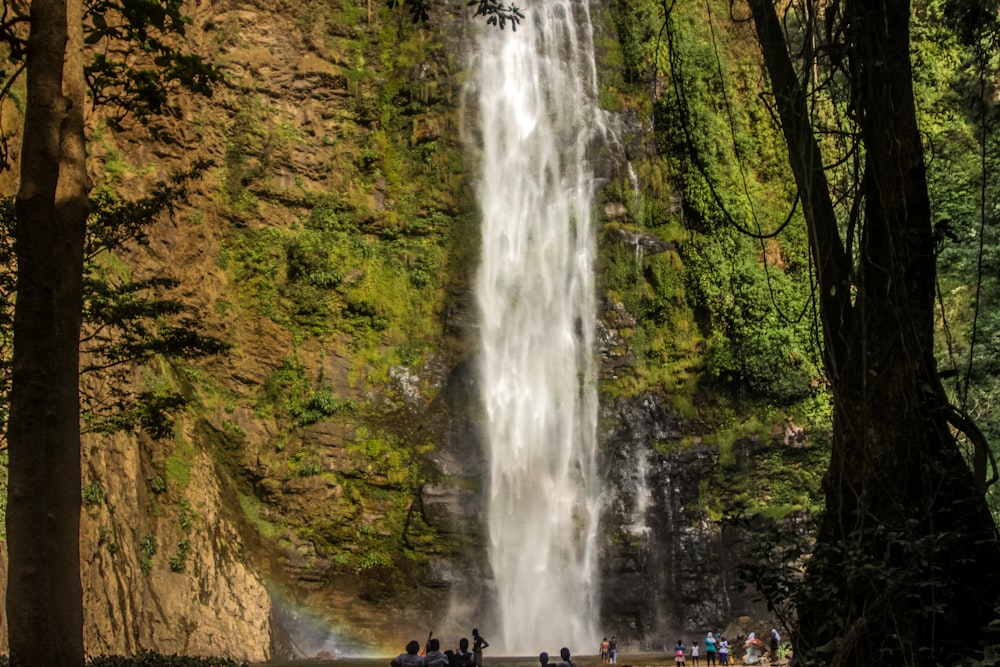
<box><xmin>718</xmin><ymin>637</ymin><xmax>729</xmax><ymax>666</ymax></box>
<box><xmin>675</xmin><ymin>639</ymin><xmax>686</xmax><ymax>665</ymax></box>
<box><xmin>690</xmin><ymin>640</ymin><xmax>700</xmax><ymax>666</ymax></box>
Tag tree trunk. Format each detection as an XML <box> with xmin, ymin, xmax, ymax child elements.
<box><xmin>748</xmin><ymin>0</ymin><xmax>1000</xmax><ymax>663</ymax></box>
<box><xmin>6</xmin><ymin>0</ymin><xmax>88</xmax><ymax>665</ymax></box>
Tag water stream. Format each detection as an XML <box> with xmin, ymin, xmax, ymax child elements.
<box><xmin>470</xmin><ymin>0</ymin><xmax>607</xmax><ymax>654</ymax></box>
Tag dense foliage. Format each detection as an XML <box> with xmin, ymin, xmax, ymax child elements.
<box><xmin>602</xmin><ymin>0</ymin><xmax>1000</xmax><ymax>661</ymax></box>
<box><xmin>917</xmin><ymin>0</ymin><xmax>1000</xmax><ymax>521</ymax></box>
<box><xmin>604</xmin><ymin>0</ymin><xmax>821</xmax><ymax>402</ymax></box>
<box><xmin>602</xmin><ymin>0</ymin><xmax>1000</xmax><ymax>524</ymax></box>
<box><xmin>597</xmin><ymin>0</ymin><xmax>831</xmax><ymax>521</ymax></box>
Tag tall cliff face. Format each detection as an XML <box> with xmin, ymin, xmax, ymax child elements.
<box><xmin>69</xmin><ymin>0</ymin><xmax>486</xmax><ymax>659</ymax></box>
<box><xmin>81</xmin><ymin>432</ymin><xmax>272</xmax><ymax>660</ymax></box>
<box><xmin>0</xmin><ymin>0</ymin><xmax>825</xmax><ymax>660</ymax></box>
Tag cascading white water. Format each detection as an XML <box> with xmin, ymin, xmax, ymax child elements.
<box><xmin>470</xmin><ymin>0</ymin><xmax>606</xmax><ymax>654</ymax></box>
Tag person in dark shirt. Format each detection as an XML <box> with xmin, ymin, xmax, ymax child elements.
<box><xmin>472</xmin><ymin>628</ymin><xmax>490</xmax><ymax>667</ymax></box>
<box><xmin>556</xmin><ymin>647</ymin><xmax>578</xmax><ymax>667</ymax></box>
<box><xmin>451</xmin><ymin>637</ymin><xmax>474</xmax><ymax>667</ymax></box>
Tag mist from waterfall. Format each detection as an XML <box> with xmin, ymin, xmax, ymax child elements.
<box><xmin>470</xmin><ymin>0</ymin><xmax>606</xmax><ymax>654</ymax></box>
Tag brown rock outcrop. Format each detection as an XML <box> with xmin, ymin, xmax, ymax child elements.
<box><xmin>79</xmin><ymin>432</ymin><xmax>272</xmax><ymax>662</ymax></box>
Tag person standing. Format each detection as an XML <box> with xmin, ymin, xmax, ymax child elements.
<box><xmin>472</xmin><ymin>628</ymin><xmax>490</xmax><ymax>667</ymax></box>
<box><xmin>703</xmin><ymin>632</ymin><xmax>717</xmax><ymax>666</ymax></box>
<box><xmin>717</xmin><ymin>637</ymin><xmax>729</xmax><ymax>666</ymax></box>
<box><xmin>690</xmin><ymin>640</ymin><xmax>700</xmax><ymax>666</ymax></box>
<box><xmin>608</xmin><ymin>636</ymin><xmax>618</xmax><ymax>664</ymax></box>
<box><xmin>674</xmin><ymin>639</ymin><xmax>686</xmax><ymax>666</ymax></box>
<box><xmin>600</xmin><ymin>637</ymin><xmax>610</xmax><ymax>663</ymax></box>
<box><xmin>769</xmin><ymin>628</ymin><xmax>781</xmax><ymax>662</ymax></box>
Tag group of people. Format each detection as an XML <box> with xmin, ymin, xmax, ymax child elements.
<box><xmin>598</xmin><ymin>636</ymin><xmax>618</xmax><ymax>664</ymax></box>
<box><xmin>392</xmin><ymin>626</ymin><xmax>783</xmax><ymax>667</ymax></box>
<box><xmin>391</xmin><ymin>629</ymin><xmax>490</xmax><ymax>667</ymax></box>
<box><xmin>391</xmin><ymin>631</ymin><xmax>588</xmax><ymax>667</ymax></box>
<box><xmin>672</xmin><ymin>629</ymin><xmax>782</xmax><ymax>665</ymax></box>
<box><xmin>671</xmin><ymin>632</ymin><xmax>729</xmax><ymax>666</ymax></box>
<box><xmin>539</xmin><ymin>646</ymin><xmax>581</xmax><ymax>667</ymax></box>
<box><xmin>739</xmin><ymin>629</ymin><xmax>781</xmax><ymax>665</ymax></box>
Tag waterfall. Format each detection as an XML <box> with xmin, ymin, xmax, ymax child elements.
<box><xmin>470</xmin><ymin>0</ymin><xmax>606</xmax><ymax>654</ymax></box>
<box><xmin>624</xmin><ymin>447</ymin><xmax>652</xmax><ymax>540</ymax></box>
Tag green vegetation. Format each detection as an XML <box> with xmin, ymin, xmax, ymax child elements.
<box><xmin>217</xmin><ymin>186</ymin><xmax>463</xmax><ymax>383</ymax></box>
<box><xmin>238</xmin><ymin>494</ymin><xmax>282</xmax><ymax>539</ymax></box>
<box><xmin>912</xmin><ymin>0</ymin><xmax>1000</xmax><ymax>521</ymax></box>
<box><xmin>21</xmin><ymin>0</ymin><xmax>998</xmax><ymax>654</ymax></box>
<box><xmin>600</xmin><ymin>0</ymin><xmax>1000</xmax><ymax>529</ymax></box>
<box><xmin>148</xmin><ymin>475</ymin><xmax>167</xmax><ymax>494</ymax></box>
<box><xmin>83</xmin><ymin>482</ymin><xmax>107</xmax><ymax>507</ymax></box>
<box><xmin>165</xmin><ymin>433</ymin><xmax>196</xmax><ymax>493</ymax></box>
<box><xmin>602</xmin><ymin>0</ymin><xmax>829</xmax><ymax>520</ymax></box>
<box><xmin>259</xmin><ymin>356</ymin><xmax>358</xmax><ymax>426</ymax></box>
<box><xmin>646</xmin><ymin>0</ymin><xmax>1000</xmax><ymax>661</ymax></box>
<box><xmin>176</xmin><ymin>498</ymin><xmax>196</xmax><ymax>532</ymax></box>
<box><xmin>287</xmin><ymin>426</ymin><xmax>439</xmax><ymax>572</ymax></box>
<box><xmin>139</xmin><ymin>535</ymin><xmax>159</xmax><ymax>576</ymax></box>
<box><xmin>705</xmin><ymin>438</ymin><xmax>829</xmax><ymax>520</ymax></box>
<box><xmin>1</xmin><ymin>0</ymin><xmax>479</xmax><ymax>628</ymax></box>
<box><xmin>168</xmin><ymin>539</ymin><xmax>191</xmax><ymax>573</ymax></box>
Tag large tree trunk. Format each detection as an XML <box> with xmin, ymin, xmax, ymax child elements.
<box><xmin>748</xmin><ymin>0</ymin><xmax>1000</xmax><ymax>663</ymax></box>
<box><xmin>6</xmin><ymin>0</ymin><xmax>88</xmax><ymax>665</ymax></box>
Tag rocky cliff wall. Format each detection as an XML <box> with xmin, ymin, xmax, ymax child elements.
<box><xmin>72</xmin><ymin>0</ymin><xmax>488</xmax><ymax>658</ymax></box>
<box><xmin>81</xmin><ymin>432</ymin><xmax>272</xmax><ymax>660</ymax></box>
<box><xmin>597</xmin><ymin>393</ymin><xmax>769</xmax><ymax>647</ymax></box>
